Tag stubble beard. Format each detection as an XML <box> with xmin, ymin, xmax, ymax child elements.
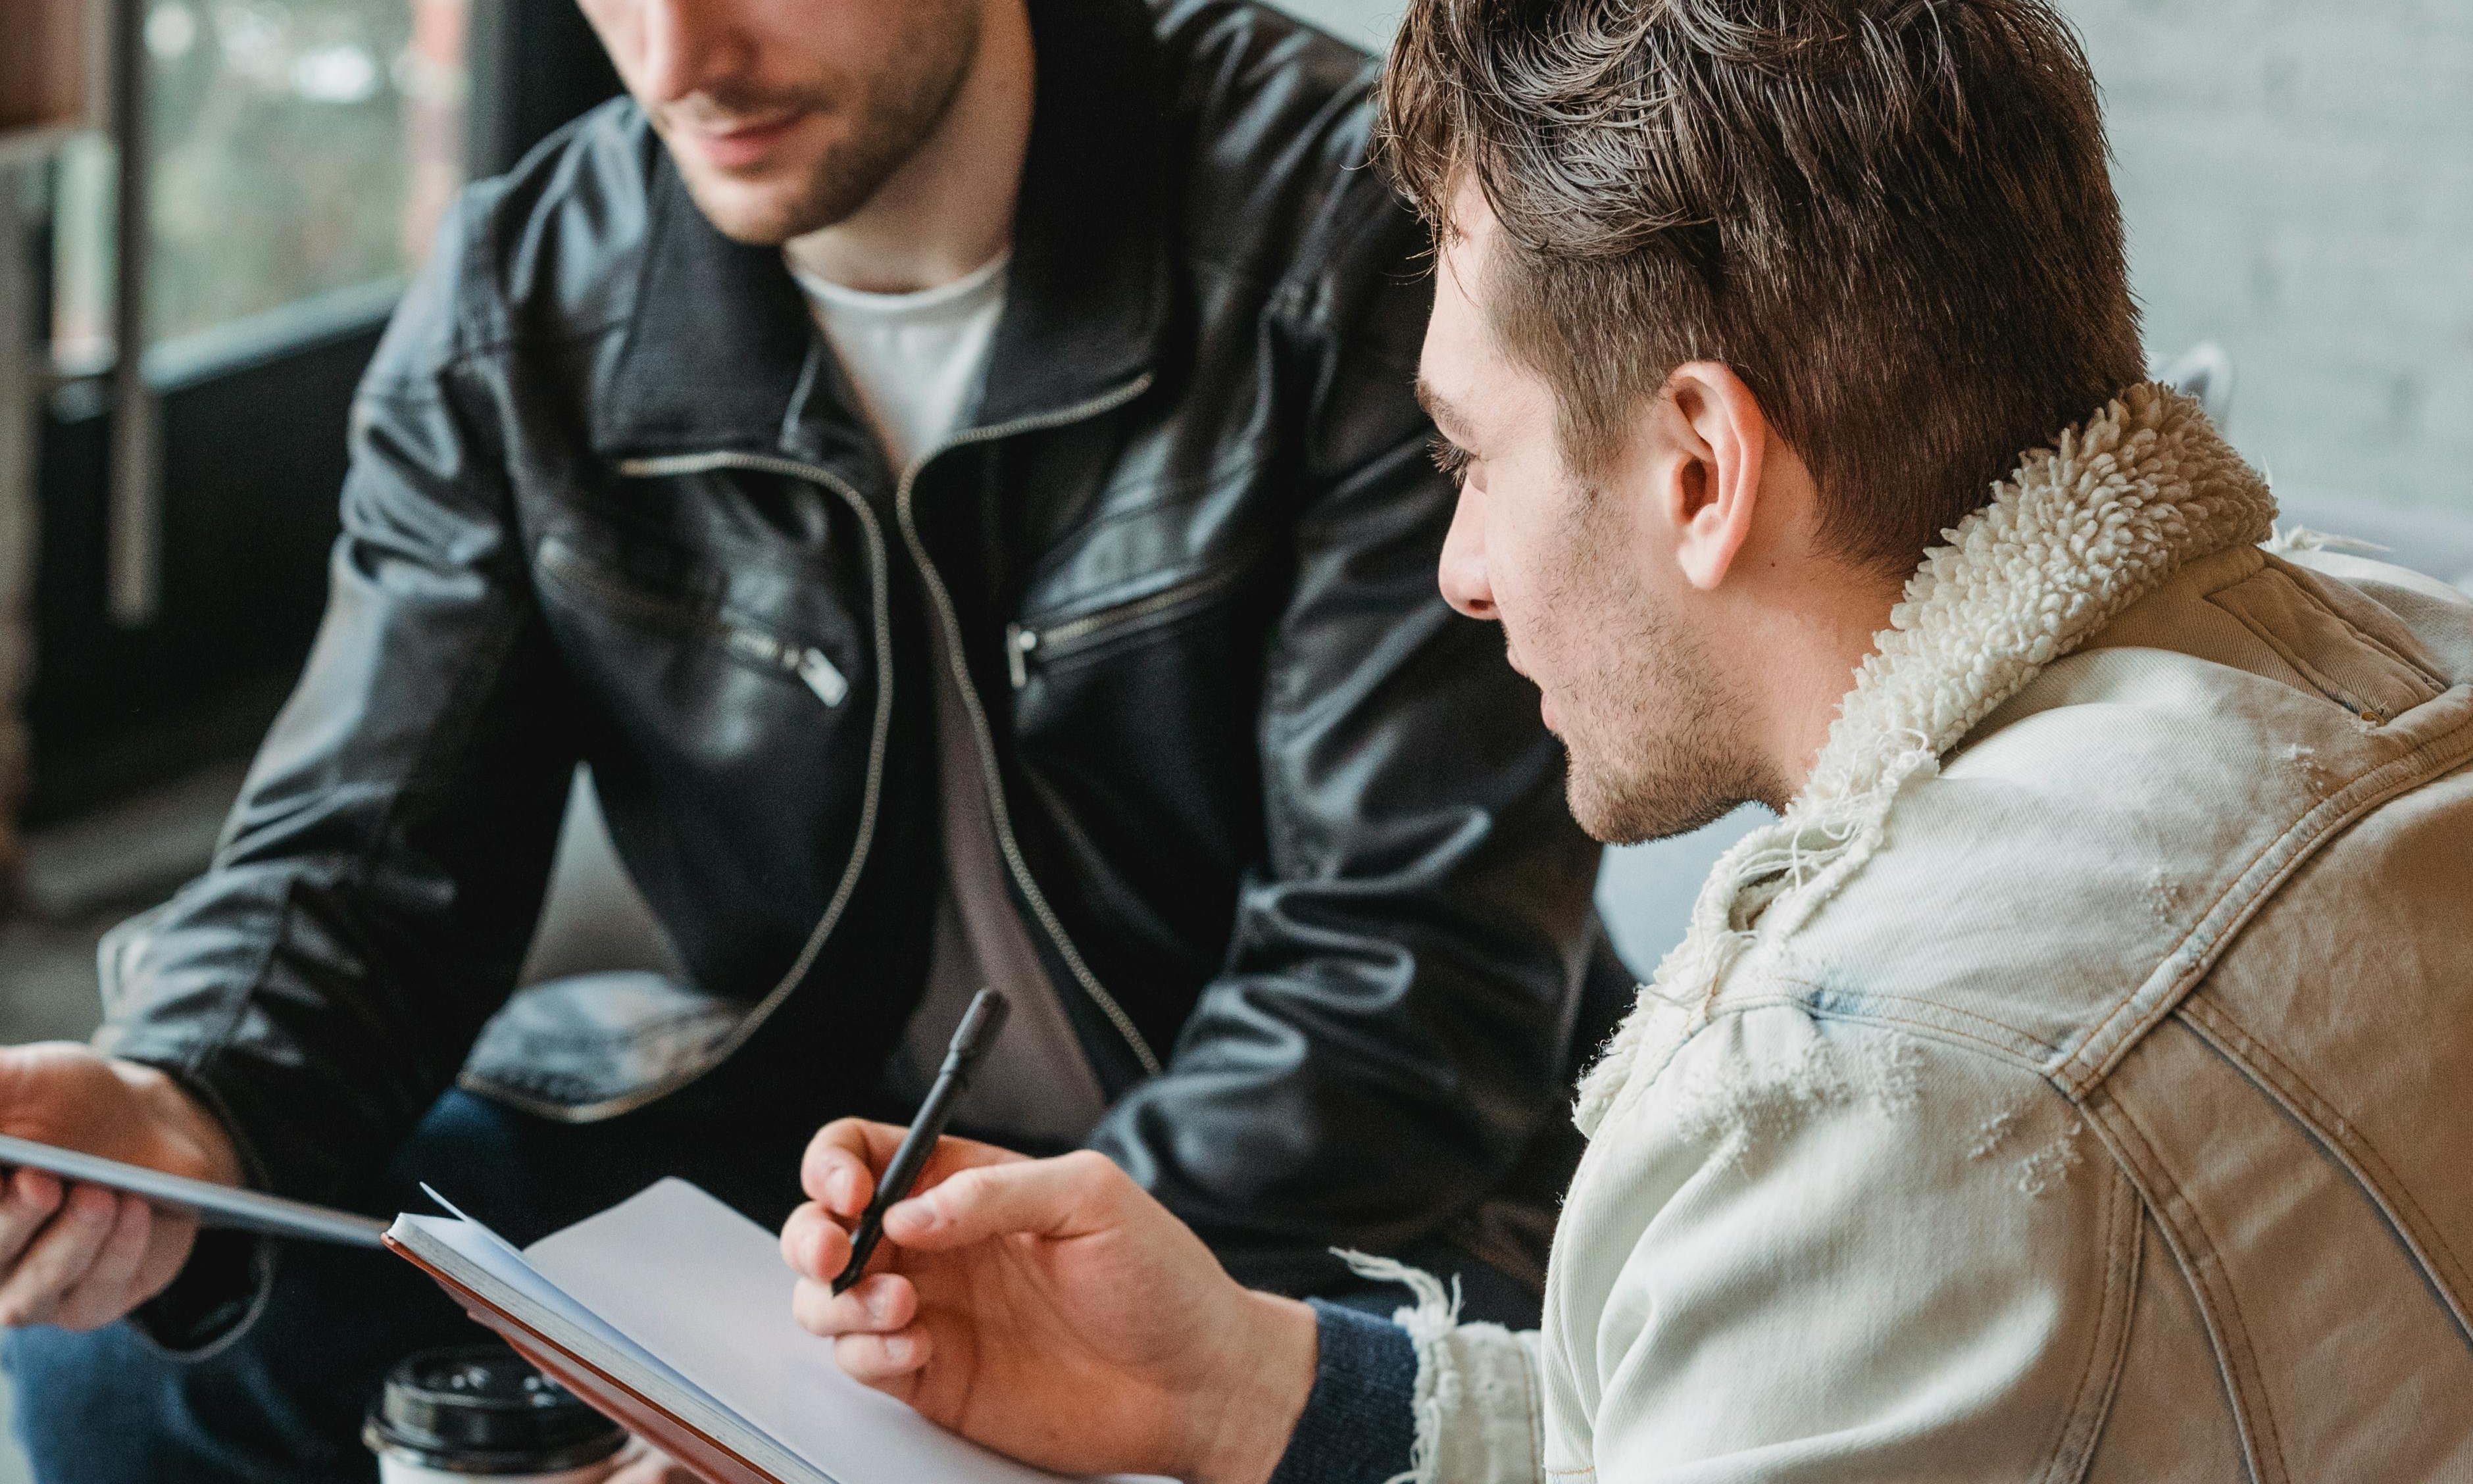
<box><xmin>1564</xmin><ymin>650</ymin><xmax>1773</xmax><ymax>845</ymax></box>
<box><xmin>1542</xmin><ymin>499</ymin><xmax>1777</xmax><ymax>845</ymax></box>
<box><xmin>659</xmin><ymin>0</ymin><xmax>983</xmax><ymax>246</ymax></box>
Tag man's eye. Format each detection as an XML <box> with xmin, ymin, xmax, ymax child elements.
<box><xmin>1428</xmin><ymin>435</ymin><xmax>1472</xmax><ymax>485</ymax></box>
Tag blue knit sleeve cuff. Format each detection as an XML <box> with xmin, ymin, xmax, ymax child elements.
<box><xmin>1267</xmin><ymin>1298</ymin><xmax>1419</xmax><ymax>1484</ymax></box>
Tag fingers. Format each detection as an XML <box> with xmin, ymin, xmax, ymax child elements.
<box><xmin>791</xmin><ymin>1270</ymin><xmax>914</xmax><ymax>1340</ymax></box>
<box><xmin>787</xmin><ymin>1253</ymin><xmax>931</xmax><ymax>1400</ymax></box>
<box><xmin>799</xmin><ymin>1119</ymin><xmax>1028</xmax><ymax>1216</ymax></box>
<box><xmin>0</xmin><ymin>1172</ymin><xmax>197</xmax><ymax>1331</ymax></box>
<box><xmin>0</xmin><ymin>1168</ymin><xmax>66</xmax><ymax>1272</ymax></box>
<box><xmin>0</xmin><ymin>1183</ymin><xmax>120</xmax><ymax>1327</ymax></box>
<box><xmin>832</xmin><ymin>1327</ymin><xmax>930</xmax><ymax>1397</ymax></box>
<box><xmin>881</xmin><ymin>1148</ymin><xmax>1131</xmax><ymax>1252</ymax></box>
<box><xmin>778</xmin><ymin>1202</ymin><xmax>853</xmax><ymax>1285</ymax></box>
<box><xmin>800</xmin><ymin>1119</ymin><xmax>894</xmax><ymax>1215</ymax></box>
<box><xmin>51</xmin><ymin>1195</ymin><xmax>153</xmax><ymax>1331</ymax></box>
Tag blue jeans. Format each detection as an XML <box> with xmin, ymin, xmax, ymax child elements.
<box><xmin>7</xmin><ymin>1090</ymin><xmax>1539</xmax><ymax>1482</ymax></box>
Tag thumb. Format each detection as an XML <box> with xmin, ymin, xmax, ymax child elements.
<box><xmin>883</xmin><ymin>1150</ymin><xmax>1128</xmax><ymax>1252</ymax></box>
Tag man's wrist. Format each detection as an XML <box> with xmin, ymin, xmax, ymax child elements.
<box><xmin>1187</xmin><ymin>1291</ymin><xmax>1319</xmax><ymax>1484</ymax></box>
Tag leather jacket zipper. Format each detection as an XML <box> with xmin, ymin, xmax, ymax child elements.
<box><xmin>899</xmin><ymin>372</ymin><xmax>1166</xmax><ymax>1078</ymax></box>
<box><xmin>601</xmin><ymin>370</ymin><xmax>1166</xmax><ymax>1091</ymax></box>
<box><xmin>538</xmin><ymin>449</ymin><xmax>897</xmax><ymax>1120</ymax></box>
<box><xmin>1005</xmin><ymin>559</ymin><xmax>1252</xmax><ymax>689</ymax></box>
<box><xmin>735</xmin><ymin>630</ymin><xmax>853</xmax><ymax>708</ymax></box>
<box><xmin>537</xmin><ymin>537</ymin><xmax>850</xmax><ymax>706</ymax></box>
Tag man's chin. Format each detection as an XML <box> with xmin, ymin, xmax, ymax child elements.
<box><xmin>672</xmin><ymin>170</ymin><xmax>830</xmax><ymax>247</ymax></box>
<box><xmin>1565</xmin><ymin>758</ymin><xmax>1748</xmax><ymax>847</ymax></box>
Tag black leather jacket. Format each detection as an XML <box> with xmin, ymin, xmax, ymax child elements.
<box><xmin>99</xmin><ymin>0</ymin><xmax>1628</xmax><ymax>1293</ymax></box>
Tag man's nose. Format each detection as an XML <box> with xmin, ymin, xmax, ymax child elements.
<box><xmin>636</xmin><ymin>0</ymin><xmax>742</xmax><ymax>106</ymax></box>
<box><xmin>1437</xmin><ymin>490</ymin><xmax>1496</xmax><ymax>621</ymax></box>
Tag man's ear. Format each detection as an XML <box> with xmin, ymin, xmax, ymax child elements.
<box><xmin>1655</xmin><ymin>362</ymin><xmax>1769</xmax><ymax>592</ymax></box>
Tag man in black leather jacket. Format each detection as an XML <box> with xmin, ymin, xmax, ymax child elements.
<box><xmin>0</xmin><ymin>1</ymin><xmax>1626</xmax><ymax>1476</ymax></box>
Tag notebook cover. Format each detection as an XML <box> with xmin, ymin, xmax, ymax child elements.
<box><xmin>386</xmin><ymin>1231</ymin><xmax>786</xmax><ymax>1484</ymax></box>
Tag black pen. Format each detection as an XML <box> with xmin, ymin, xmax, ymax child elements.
<box><xmin>833</xmin><ymin>987</ymin><xmax>1012</xmax><ymax>1295</ymax></box>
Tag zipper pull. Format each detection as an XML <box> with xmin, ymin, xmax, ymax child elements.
<box><xmin>796</xmin><ymin>647</ymin><xmax>850</xmax><ymax>706</ymax></box>
<box><xmin>727</xmin><ymin>626</ymin><xmax>847</xmax><ymax>706</ymax></box>
<box><xmin>1006</xmin><ymin>624</ymin><xmax>1039</xmax><ymax>689</ymax></box>
<box><xmin>725</xmin><ymin>628</ymin><xmax>787</xmax><ymax>668</ymax></box>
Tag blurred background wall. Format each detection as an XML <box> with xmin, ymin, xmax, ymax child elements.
<box><xmin>1282</xmin><ymin>0</ymin><xmax>2473</xmax><ymax>524</ymax></box>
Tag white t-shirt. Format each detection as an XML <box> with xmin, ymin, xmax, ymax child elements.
<box><xmin>791</xmin><ymin>251</ymin><xmax>1010</xmax><ymax>471</ymax></box>
<box><xmin>789</xmin><ymin>248</ymin><xmax>1110</xmax><ymax>1145</ymax></box>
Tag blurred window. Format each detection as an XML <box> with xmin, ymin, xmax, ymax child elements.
<box><xmin>51</xmin><ymin>0</ymin><xmax>470</xmax><ymax>364</ymax></box>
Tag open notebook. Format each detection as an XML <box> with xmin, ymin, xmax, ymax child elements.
<box><xmin>387</xmin><ymin>1177</ymin><xmax>1153</xmax><ymax>1484</ymax></box>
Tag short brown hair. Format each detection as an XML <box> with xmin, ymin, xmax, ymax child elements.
<box><xmin>1375</xmin><ymin>0</ymin><xmax>2145</xmax><ymax>572</ymax></box>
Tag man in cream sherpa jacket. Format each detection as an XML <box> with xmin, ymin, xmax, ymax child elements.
<box><xmin>762</xmin><ymin>1</ymin><xmax>2473</xmax><ymax>1481</ymax></box>
<box><xmin>1482</xmin><ymin>384</ymin><xmax>2473</xmax><ymax>1483</ymax></box>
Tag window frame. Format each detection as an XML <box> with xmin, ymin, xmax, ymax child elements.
<box><xmin>24</xmin><ymin>0</ymin><xmax>619</xmax><ymax>821</ymax></box>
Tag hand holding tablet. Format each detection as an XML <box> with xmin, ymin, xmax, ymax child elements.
<box><xmin>0</xmin><ymin>1041</ymin><xmax>253</xmax><ymax>1329</ymax></box>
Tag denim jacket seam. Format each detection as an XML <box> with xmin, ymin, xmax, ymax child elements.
<box><xmin>2062</xmin><ymin>883</ymin><xmax>2245</xmax><ymax>1091</ymax></box>
<box><xmin>2057</xmin><ymin>711</ymin><xmax>2473</xmax><ymax>1095</ymax></box>
<box><xmin>2211</xmin><ymin>560</ymin><xmax>2449</xmax><ymax>697</ymax></box>
<box><xmin>1755</xmin><ymin>979</ymin><xmax>2062</xmax><ymax>1065</ymax></box>
<box><xmin>2177</xmin><ymin>994</ymin><xmax>2473</xmax><ymax>1314</ymax></box>
<box><xmin>2032</xmin><ymin>1158</ymin><xmax>2145</xmax><ymax>1484</ymax></box>
<box><xmin>2086</xmin><ymin>1085</ymin><xmax>2294</xmax><ymax>1483</ymax></box>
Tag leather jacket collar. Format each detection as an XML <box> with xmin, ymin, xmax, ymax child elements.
<box><xmin>593</xmin><ymin>0</ymin><xmax>1176</xmax><ymax>466</ymax></box>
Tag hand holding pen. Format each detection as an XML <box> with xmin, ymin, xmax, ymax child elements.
<box><xmin>831</xmin><ymin>988</ymin><xmax>1011</xmax><ymax>1294</ymax></box>
<box><xmin>775</xmin><ymin>993</ymin><xmax>1320</xmax><ymax>1484</ymax></box>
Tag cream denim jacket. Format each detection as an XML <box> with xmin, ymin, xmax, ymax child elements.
<box><xmin>1391</xmin><ymin>386</ymin><xmax>2473</xmax><ymax>1483</ymax></box>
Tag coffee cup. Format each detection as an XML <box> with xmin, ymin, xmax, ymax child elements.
<box><xmin>364</xmin><ymin>1343</ymin><xmax>629</xmax><ymax>1483</ymax></box>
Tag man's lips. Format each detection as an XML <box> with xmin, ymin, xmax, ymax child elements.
<box><xmin>672</xmin><ymin>111</ymin><xmax>806</xmax><ymax>170</ymax></box>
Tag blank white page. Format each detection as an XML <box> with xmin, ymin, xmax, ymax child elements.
<box><xmin>524</xmin><ymin>1178</ymin><xmax>1114</xmax><ymax>1484</ymax></box>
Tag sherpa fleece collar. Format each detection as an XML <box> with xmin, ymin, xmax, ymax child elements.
<box><xmin>1574</xmin><ymin>383</ymin><xmax>2278</xmax><ymax>1135</ymax></box>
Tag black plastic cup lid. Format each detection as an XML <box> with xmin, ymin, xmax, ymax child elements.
<box><xmin>364</xmin><ymin>1343</ymin><xmax>626</xmax><ymax>1472</ymax></box>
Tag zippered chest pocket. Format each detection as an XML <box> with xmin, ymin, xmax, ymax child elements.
<box><xmin>536</xmin><ymin>535</ymin><xmax>849</xmax><ymax>706</ymax></box>
<box><xmin>1004</xmin><ymin>556</ymin><xmax>1257</xmax><ymax>690</ymax></box>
